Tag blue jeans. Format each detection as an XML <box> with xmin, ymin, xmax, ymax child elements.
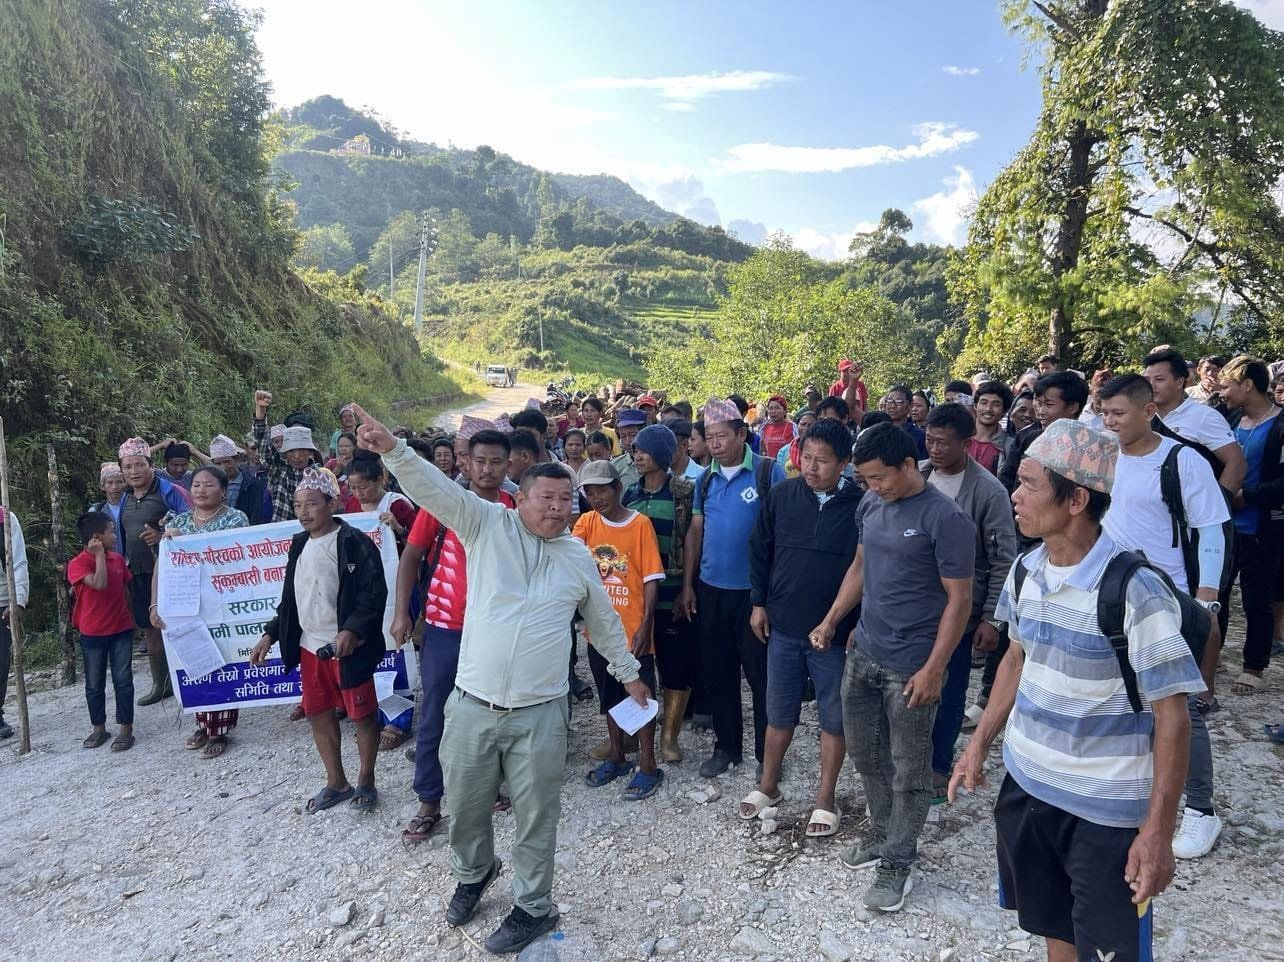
<box><xmin>81</xmin><ymin>631</ymin><xmax>135</xmax><ymax>726</ymax></box>
<box><xmin>413</xmin><ymin>624</ymin><xmax>463</xmax><ymax>804</ymax></box>
<box><xmin>766</xmin><ymin>628</ymin><xmax>847</xmax><ymax>735</ymax></box>
<box><xmin>930</xmin><ymin>630</ymin><xmax>973</xmax><ymax>776</ymax></box>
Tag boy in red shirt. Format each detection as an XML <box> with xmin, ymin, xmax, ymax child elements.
<box><xmin>68</xmin><ymin>513</ymin><xmax>138</xmax><ymax>752</ymax></box>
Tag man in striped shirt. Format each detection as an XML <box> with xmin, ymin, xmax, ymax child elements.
<box><xmin>950</xmin><ymin>420</ymin><xmax>1205</xmax><ymax>962</ymax></box>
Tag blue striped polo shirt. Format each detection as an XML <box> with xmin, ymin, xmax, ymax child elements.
<box><xmin>995</xmin><ymin>532</ymin><xmax>1205</xmax><ymax>829</ymax></box>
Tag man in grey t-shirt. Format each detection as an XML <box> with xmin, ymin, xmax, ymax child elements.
<box><xmin>811</xmin><ymin>423</ymin><xmax>974</xmax><ymax>913</ymax></box>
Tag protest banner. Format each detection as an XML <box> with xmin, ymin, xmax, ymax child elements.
<box><xmin>156</xmin><ymin>513</ymin><xmax>410</xmax><ymax>713</ymax></box>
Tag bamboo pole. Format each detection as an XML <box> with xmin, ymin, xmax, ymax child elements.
<box><xmin>47</xmin><ymin>444</ymin><xmax>75</xmax><ymax>685</ymax></box>
<box><xmin>0</xmin><ymin>417</ymin><xmax>31</xmax><ymax>754</ymax></box>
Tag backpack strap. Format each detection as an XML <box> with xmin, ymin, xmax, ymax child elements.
<box><xmin>1011</xmin><ymin>551</ymin><xmax>1029</xmax><ymax>608</ymax></box>
<box><xmin>1096</xmin><ymin>552</ymin><xmax>1149</xmax><ymax>714</ymax></box>
<box><xmin>754</xmin><ymin>455</ymin><xmax>774</xmax><ymax>503</ymax></box>
<box><xmin>1157</xmin><ymin>444</ymin><xmax>1199</xmax><ymax>593</ymax></box>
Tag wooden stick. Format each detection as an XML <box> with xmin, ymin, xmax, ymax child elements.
<box><xmin>0</xmin><ymin>417</ymin><xmax>32</xmax><ymax>754</ymax></box>
<box><xmin>47</xmin><ymin>444</ymin><xmax>75</xmax><ymax>686</ymax></box>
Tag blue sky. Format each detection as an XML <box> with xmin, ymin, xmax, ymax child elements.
<box><xmin>252</xmin><ymin>0</ymin><xmax>1284</xmax><ymax>258</ymax></box>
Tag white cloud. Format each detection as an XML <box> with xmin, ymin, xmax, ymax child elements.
<box><xmin>912</xmin><ymin>166</ymin><xmax>978</xmax><ymax>245</ymax></box>
<box><xmin>1234</xmin><ymin>0</ymin><xmax>1284</xmax><ymax>30</ymax></box>
<box><xmin>942</xmin><ymin>65</ymin><xmax>981</xmax><ymax>77</ymax></box>
<box><xmin>717</xmin><ymin>122</ymin><xmax>979</xmax><ymax>174</ymax></box>
<box><xmin>727</xmin><ymin>219</ymin><xmax>768</xmax><ymax>245</ymax></box>
<box><xmin>576</xmin><ymin>70</ymin><xmax>792</xmax><ymax>108</ymax></box>
<box><xmin>791</xmin><ymin>223</ymin><xmax>878</xmax><ymax>261</ymax></box>
<box><xmin>644</xmin><ymin>174</ymin><xmax>722</xmax><ymax>225</ymax></box>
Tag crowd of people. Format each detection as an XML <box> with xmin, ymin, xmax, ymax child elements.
<box><xmin>2</xmin><ymin>350</ymin><xmax>1282</xmax><ymax>959</ymax></box>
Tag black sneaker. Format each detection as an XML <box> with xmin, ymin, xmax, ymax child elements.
<box><xmin>0</xmin><ymin>718</ymin><xmax>12</xmax><ymax>740</ymax></box>
<box><xmin>445</xmin><ymin>858</ymin><xmax>502</xmax><ymax>927</ymax></box>
<box><xmin>698</xmin><ymin>749</ymin><xmax>739</xmax><ymax>778</ymax></box>
<box><xmin>483</xmin><ymin>906</ymin><xmax>558</xmax><ymax>955</ymax></box>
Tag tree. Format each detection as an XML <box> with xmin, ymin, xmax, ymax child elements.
<box><xmin>647</xmin><ymin>236</ymin><xmax>906</xmax><ymax>402</ymax></box>
<box><xmin>952</xmin><ymin>0</ymin><xmax>1284</xmax><ymax>378</ymax></box>
<box><xmin>292</xmin><ymin>223</ymin><xmax>354</xmax><ymax>272</ymax></box>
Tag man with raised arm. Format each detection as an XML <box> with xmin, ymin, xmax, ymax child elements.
<box><xmin>350</xmin><ymin>404</ymin><xmax>647</xmax><ymax>956</ymax></box>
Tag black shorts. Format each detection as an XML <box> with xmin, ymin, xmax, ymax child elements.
<box><xmin>127</xmin><ymin>575</ymin><xmax>153</xmax><ymax>631</ymax></box>
<box><xmin>587</xmin><ymin>646</ymin><xmax>656</xmax><ymax>717</ymax></box>
<box><xmin>995</xmin><ymin>775</ymin><xmax>1153</xmax><ymax>962</ymax></box>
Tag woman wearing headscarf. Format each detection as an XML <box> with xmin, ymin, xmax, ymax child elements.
<box><xmin>759</xmin><ymin>395</ymin><xmax>797</xmax><ymax>460</ymax></box>
<box><xmin>775</xmin><ymin>409</ymin><xmax>818</xmax><ymax>479</ymax></box>
<box><xmin>148</xmin><ymin>464</ymin><xmax>249</xmax><ymax>759</ymax></box>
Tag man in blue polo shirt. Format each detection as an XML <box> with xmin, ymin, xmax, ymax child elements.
<box><xmin>677</xmin><ymin>397</ymin><xmax>785</xmax><ymax>778</ymax></box>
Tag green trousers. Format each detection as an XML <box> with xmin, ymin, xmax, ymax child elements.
<box><xmin>441</xmin><ymin>689</ymin><xmax>568</xmax><ymax>918</ymax></box>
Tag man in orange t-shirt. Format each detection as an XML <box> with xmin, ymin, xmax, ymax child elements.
<box><xmin>573</xmin><ymin>461</ymin><xmax>665</xmax><ymax>800</ymax></box>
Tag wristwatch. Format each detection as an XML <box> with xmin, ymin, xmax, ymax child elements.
<box><xmin>1196</xmin><ymin>599</ymin><xmax>1221</xmax><ymax>615</ymax></box>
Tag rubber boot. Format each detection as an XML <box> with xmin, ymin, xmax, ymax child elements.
<box><xmin>137</xmin><ymin>654</ymin><xmax>171</xmax><ymax>706</ymax></box>
<box><xmin>661</xmin><ymin>688</ymin><xmax>691</xmax><ymax>763</ymax></box>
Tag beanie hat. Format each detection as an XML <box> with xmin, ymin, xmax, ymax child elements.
<box><xmin>633</xmin><ymin>424</ymin><xmax>678</xmax><ymax>471</ymax></box>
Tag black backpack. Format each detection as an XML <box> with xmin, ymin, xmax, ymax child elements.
<box><xmin>1011</xmin><ymin>549</ymin><xmax>1211</xmax><ymax>713</ymax></box>
<box><xmin>698</xmin><ymin>455</ymin><xmax>775</xmax><ymax>507</ymax></box>
<box><xmin>1150</xmin><ymin>415</ymin><xmax>1223</xmax><ymax>479</ymax></box>
<box><xmin>1155</xmin><ymin>443</ymin><xmax>1235</xmax><ymax>595</ymax></box>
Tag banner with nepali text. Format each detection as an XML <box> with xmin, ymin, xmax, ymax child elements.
<box><xmin>157</xmin><ymin>513</ymin><xmax>406</xmax><ymax>713</ymax></box>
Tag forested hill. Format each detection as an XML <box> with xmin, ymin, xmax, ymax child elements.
<box><xmin>274</xmin><ymin>96</ymin><xmax>692</xmax><ymax>259</ymax></box>
<box><xmin>0</xmin><ymin>0</ymin><xmax>460</xmax><ymax>623</ymax></box>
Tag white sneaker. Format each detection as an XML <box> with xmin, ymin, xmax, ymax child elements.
<box><xmin>961</xmin><ymin>704</ymin><xmax>984</xmax><ymax>731</ymax></box>
<box><xmin>1172</xmin><ymin>807</ymin><xmax>1222</xmax><ymax>859</ymax></box>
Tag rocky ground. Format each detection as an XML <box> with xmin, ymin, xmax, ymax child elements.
<box><xmin>2</xmin><ymin>618</ymin><xmax>1282</xmax><ymax>962</ymax></box>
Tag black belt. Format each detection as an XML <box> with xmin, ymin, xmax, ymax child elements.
<box><xmin>455</xmin><ymin>687</ymin><xmax>534</xmax><ymax>713</ymax></box>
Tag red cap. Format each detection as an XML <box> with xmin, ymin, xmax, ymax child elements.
<box><xmin>768</xmin><ymin>394</ymin><xmax>788</xmax><ymax>408</ymax></box>
<box><xmin>638</xmin><ymin>395</ymin><xmax>659</xmax><ymax>408</ymax></box>
<box><xmin>837</xmin><ymin>359</ymin><xmax>854</xmax><ymax>372</ymax></box>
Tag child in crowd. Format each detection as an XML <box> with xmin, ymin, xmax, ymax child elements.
<box><xmin>573</xmin><ymin>461</ymin><xmax>666</xmax><ymax>800</ymax></box>
<box><xmin>67</xmin><ymin>512</ymin><xmax>137</xmax><ymax>752</ymax></box>
<box><xmin>250</xmin><ymin>468</ymin><xmax>388</xmax><ymax>813</ymax></box>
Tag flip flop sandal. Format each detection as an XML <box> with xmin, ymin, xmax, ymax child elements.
<box><xmin>585</xmin><ymin>760</ymin><xmax>634</xmax><ymax>787</ymax></box>
<box><xmin>83</xmin><ymin>730</ymin><xmax>111</xmax><ymax>750</ymax></box>
<box><xmin>402</xmin><ymin>811</ymin><xmax>445</xmax><ymax>843</ymax></box>
<box><xmin>306</xmin><ymin>785</ymin><xmax>355</xmax><ymax>814</ymax></box>
<box><xmin>1195</xmin><ymin>696</ymin><xmax>1222</xmax><ymax>716</ymax></box>
<box><xmin>379</xmin><ymin>726</ymin><xmax>411</xmax><ymax>752</ymax></box>
<box><xmin>1265</xmin><ymin>724</ymin><xmax>1284</xmax><ymax>745</ymax></box>
<box><xmin>1231</xmin><ymin>671</ymin><xmax>1267</xmax><ymax>695</ymax></box>
<box><xmin>185</xmin><ymin>730</ymin><xmax>210</xmax><ymax>750</ymax></box>
<box><xmin>288</xmin><ymin>705</ymin><xmax>305</xmax><ymax>722</ymax></box>
<box><xmin>622</xmin><ymin>768</ymin><xmax>664</xmax><ymax>801</ymax></box>
<box><xmin>350</xmin><ymin>785</ymin><xmax>379</xmax><ymax>813</ymax></box>
<box><xmin>491</xmin><ymin>794</ymin><xmax>512</xmax><ymax>813</ymax></box>
<box><xmin>110</xmin><ymin>734</ymin><xmax>135</xmax><ymax>753</ymax></box>
<box><xmin>200</xmin><ymin>736</ymin><xmax>228</xmax><ymax>760</ymax></box>
<box><xmin>806</xmin><ymin>808</ymin><xmax>842</xmax><ymax>837</ymax></box>
<box><xmin>738</xmin><ymin>789</ymin><xmax>784</xmax><ymax>820</ymax></box>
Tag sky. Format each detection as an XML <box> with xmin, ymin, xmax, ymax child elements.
<box><xmin>251</xmin><ymin>0</ymin><xmax>1284</xmax><ymax>260</ymax></box>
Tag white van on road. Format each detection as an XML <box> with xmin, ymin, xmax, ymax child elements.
<box><xmin>485</xmin><ymin>364</ymin><xmax>510</xmax><ymax>388</ymax></box>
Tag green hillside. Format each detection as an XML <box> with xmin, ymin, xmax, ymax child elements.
<box><xmin>0</xmin><ymin>0</ymin><xmax>463</xmax><ymax>640</ymax></box>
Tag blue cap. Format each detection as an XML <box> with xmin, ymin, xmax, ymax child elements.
<box><xmin>616</xmin><ymin>409</ymin><xmax>648</xmax><ymax>428</ymax></box>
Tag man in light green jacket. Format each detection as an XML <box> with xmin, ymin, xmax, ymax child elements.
<box><xmin>351</xmin><ymin>405</ymin><xmax>648</xmax><ymax>956</ymax></box>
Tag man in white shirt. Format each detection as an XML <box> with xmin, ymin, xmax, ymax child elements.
<box><xmin>0</xmin><ymin>508</ymin><xmax>30</xmax><ymax>740</ymax></box>
<box><xmin>1144</xmin><ymin>348</ymin><xmax>1245</xmax><ymax>496</ymax></box>
<box><xmin>1099</xmin><ymin>374</ymin><xmax>1229</xmax><ymax>861</ymax></box>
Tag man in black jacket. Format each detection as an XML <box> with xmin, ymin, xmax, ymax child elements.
<box><xmin>743</xmin><ymin>419</ymin><xmax>862</xmax><ymax>838</ymax></box>
<box><xmin>251</xmin><ymin>467</ymin><xmax>388</xmax><ymax>813</ymax></box>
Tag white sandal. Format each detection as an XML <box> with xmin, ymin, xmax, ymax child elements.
<box><xmin>1231</xmin><ymin>671</ymin><xmax>1267</xmax><ymax>695</ymax></box>
<box><xmin>806</xmin><ymin>807</ymin><xmax>841</xmax><ymax>837</ymax></box>
<box><xmin>738</xmin><ymin>789</ymin><xmax>783</xmax><ymax>820</ymax></box>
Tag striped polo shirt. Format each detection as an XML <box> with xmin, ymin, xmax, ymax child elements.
<box><xmin>623</xmin><ymin>478</ymin><xmax>679</xmax><ymax>610</ymax></box>
<box><xmin>995</xmin><ymin>532</ymin><xmax>1205</xmax><ymax>829</ymax></box>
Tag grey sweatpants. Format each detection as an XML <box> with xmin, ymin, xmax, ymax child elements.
<box><xmin>1185</xmin><ymin>695</ymin><xmax>1214</xmax><ymax>811</ymax></box>
<box><xmin>440</xmin><ymin>690</ymin><xmax>569</xmax><ymax>918</ymax></box>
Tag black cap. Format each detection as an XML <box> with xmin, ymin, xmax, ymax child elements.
<box><xmin>662</xmin><ymin>417</ymin><xmax>693</xmax><ymax>439</ymax></box>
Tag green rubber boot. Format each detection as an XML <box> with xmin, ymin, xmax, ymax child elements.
<box><xmin>137</xmin><ymin>653</ymin><xmax>171</xmax><ymax>706</ymax></box>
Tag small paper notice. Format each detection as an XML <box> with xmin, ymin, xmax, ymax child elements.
<box><xmin>158</xmin><ymin>555</ymin><xmax>202</xmax><ymax>620</ymax></box>
<box><xmin>164</xmin><ymin>619</ymin><xmax>226</xmax><ymax>681</ymax></box>
<box><xmin>608</xmin><ymin>697</ymin><xmax>659</xmax><ymax>736</ymax></box>
<box><xmin>373</xmin><ymin>671</ymin><xmax>397</xmax><ymax>703</ymax></box>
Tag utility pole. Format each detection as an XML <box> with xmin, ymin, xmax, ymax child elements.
<box><xmin>389</xmin><ymin>240</ymin><xmax>395</xmax><ymax>298</ymax></box>
<box><xmin>413</xmin><ymin>212</ymin><xmax>437</xmax><ymax>336</ymax></box>
<box><xmin>538</xmin><ymin>314</ymin><xmax>544</xmax><ymax>353</ymax></box>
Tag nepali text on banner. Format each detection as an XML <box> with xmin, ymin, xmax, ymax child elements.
<box><xmin>156</xmin><ymin>514</ymin><xmax>404</xmax><ymax>713</ymax></box>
